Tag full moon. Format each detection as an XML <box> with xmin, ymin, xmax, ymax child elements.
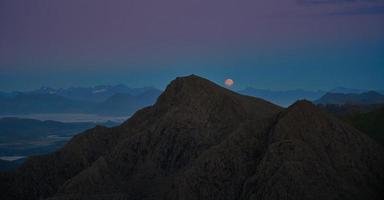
<box><xmin>225</xmin><ymin>79</ymin><xmax>234</xmax><ymax>87</ymax></box>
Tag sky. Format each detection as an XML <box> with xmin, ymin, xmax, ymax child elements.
<box><xmin>0</xmin><ymin>0</ymin><xmax>383</xmax><ymax>91</ymax></box>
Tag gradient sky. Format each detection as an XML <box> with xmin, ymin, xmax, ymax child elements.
<box><xmin>0</xmin><ymin>0</ymin><xmax>383</xmax><ymax>91</ymax></box>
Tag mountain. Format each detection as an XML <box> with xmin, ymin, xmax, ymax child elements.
<box><xmin>1</xmin><ymin>75</ymin><xmax>383</xmax><ymax>200</ymax></box>
<box><xmin>31</xmin><ymin>85</ymin><xmax>160</xmax><ymax>103</ymax></box>
<box><xmin>94</xmin><ymin>89</ymin><xmax>162</xmax><ymax>115</ymax></box>
<box><xmin>315</xmin><ymin>91</ymin><xmax>384</xmax><ymax>105</ymax></box>
<box><xmin>329</xmin><ymin>87</ymin><xmax>368</xmax><ymax>94</ymax></box>
<box><xmin>237</xmin><ymin>87</ymin><xmax>384</xmax><ymax>107</ymax></box>
<box><xmin>319</xmin><ymin>105</ymin><xmax>384</xmax><ymax>145</ymax></box>
<box><xmin>0</xmin><ymin>87</ymin><xmax>162</xmax><ymax>116</ymax></box>
<box><xmin>341</xmin><ymin>106</ymin><xmax>384</xmax><ymax>145</ymax></box>
<box><xmin>238</xmin><ymin>88</ymin><xmax>325</xmax><ymax>107</ymax></box>
<box><xmin>317</xmin><ymin>103</ymin><xmax>384</xmax><ymax>116</ymax></box>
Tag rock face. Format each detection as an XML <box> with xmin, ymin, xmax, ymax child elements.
<box><xmin>1</xmin><ymin>75</ymin><xmax>383</xmax><ymax>200</ymax></box>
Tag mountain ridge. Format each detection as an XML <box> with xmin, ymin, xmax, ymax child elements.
<box><xmin>237</xmin><ymin>87</ymin><xmax>325</xmax><ymax>107</ymax></box>
<box><xmin>315</xmin><ymin>91</ymin><xmax>384</xmax><ymax>105</ymax></box>
<box><xmin>30</xmin><ymin>84</ymin><xmax>160</xmax><ymax>102</ymax></box>
<box><xmin>0</xmin><ymin>87</ymin><xmax>162</xmax><ymax>116</ymax></box>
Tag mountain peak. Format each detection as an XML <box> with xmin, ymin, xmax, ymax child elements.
<box><xmin>278</xmin><ymin>99</ymin><xmax>325</xmax><ymax>124</ymax></box>
<box><xmin>167</xmin><ymin>74</ymin><xmax>206</xmax><ymax>90</ymax></box>
<box><xmin>178</xmin><ymin>74</ymin><xmax>199</xmax><ymax>79</ymax></box>
<box><xmin>169</xmin><ymin>74</ymin><xmax>215</xmax><ymax>89</ymax></box>
<box><xmin>154</xmin><ymin>75</ymin><xmax>281</xmax><ymax>118</ymax></box>
<box><xmin>290</xmin><ymin>99</ymin><xmax>313</xmax><ymax>107</ymax></box>
<box><xmin>288</xmin><ymin>99</ymin><xmax>317</xmax><ymax>110</ymax></box>
<box><xmin>155</xmin><ymin>75</ymin><xmax>227</xmax><ymax>107</ymax></box>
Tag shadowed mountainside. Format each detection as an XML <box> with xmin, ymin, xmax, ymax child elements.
<box><xmin>1</xmin><ymin>75</ymin><xmax>383</xmax><ymax>200</ymax></box>
<box><xmin>319</xmin><ymin>104</ymin><xmax>384</xmax><ymax>145</ymax></box>
<box><xmin>341</xmin><ymin>106</ymin><xmax>384</xmax><ymax>145</ymax></box>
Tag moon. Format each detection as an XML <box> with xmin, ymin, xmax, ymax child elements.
<box><xmin>224</xmin><ymin>79</ymin><xmax>234</xmax><ymax>87</ymax></box>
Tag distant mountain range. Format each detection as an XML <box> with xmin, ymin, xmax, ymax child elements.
<box><xmin>1</xmin><ymin>75</ymin><xmax>382</xmax><ymax>200</ymax></box>
<box><xmin>238</xmin><ymin>87</ymin><xmax>384</xmax><ymax>107</ymax></box>
<box><xmin>1</xmin><ymin>85</ymin><xmax>382</xmax><ymax>115</ymax></box>
<box><xmin>29</xmin><ymin>84</ymin><xmax>157</xmax><ymax>102</ymax></box>
<box><xmin>94</xmin><ymin>89</ymin><xmax>162</xmax><ymax>115</ymax></box>
<box><xmin>314</xmin><ymin>91</ymin><xmax>384</xmax><ymax>105</ymax></box>
<box><xmin>0</xmin><ymin>85</ymin><xmax>162</xmax><ymax>116</ymax></box>
<box><xmin>328</xmin><ymin>87</ymin><xmax>368</xmax><ymax>94</ymax></box>
<box><xmin>238</xmin><ymin>88</ymin><xmax>326</xmax><ymax>106</ymax></box>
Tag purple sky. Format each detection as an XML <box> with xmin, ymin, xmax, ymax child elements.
<box><xmin>0</xmin><ymin>0</ymin><xmax>383</xmax><ymax>91</ymax></box>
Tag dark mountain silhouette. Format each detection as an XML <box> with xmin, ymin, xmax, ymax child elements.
<box><xmin>0</xmin><ymin>75</ymin><xmax>383</xmax><ymax>200</ymax></box>
<box><xmin>315</xmin><ymin>91</ymin><xmax>384</xmax><ymax>105</ymax></box>
<box><xmin>238</xmin><ymin>88</ymin><xmax>325</xmax><ymax>106</ymax></box>
<box><xmin>340</xmin><ymin>106</ymin><xmax>384</xmax><ymax>145</ymax></box>
<box><xmin>319</xmin><ymin>104</ymin><xmax>384</xmax><ymax>145</ymax></box>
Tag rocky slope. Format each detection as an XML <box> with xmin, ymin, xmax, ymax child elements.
<box><xmin>1</xmin><ymin>75</ymin><xmax>383</xmax><ymax>200</ymax></box>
